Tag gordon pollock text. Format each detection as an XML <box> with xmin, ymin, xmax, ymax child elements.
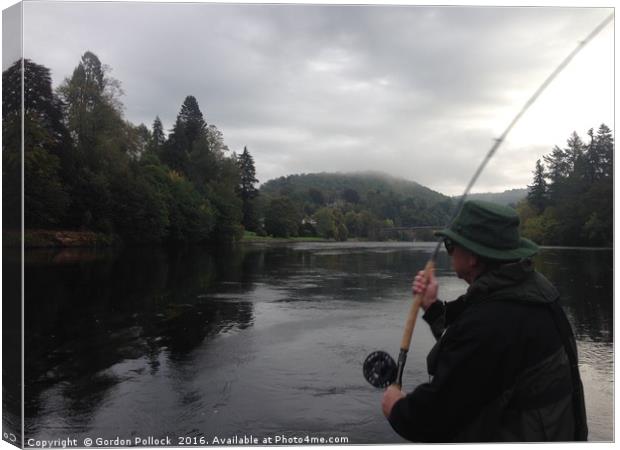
<box><xmin>26</xmin><ymin>434</ymin><xmax>349</xmax><ymax>447</ymax></box>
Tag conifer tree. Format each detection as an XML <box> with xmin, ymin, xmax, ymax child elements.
<box><xmin>237</xmin><ymin>146</ymin><xmax>259</xmax><ymax>230</ymax></box>
<box><xmin>527</xmin><ymin>159</ymin><xmax>547</xmax><ymax>213</ymax></box>
<box><xmin>594</xmin><ymin>124</ymin><xmax>613</xmax><ymax>179</ymax></box>
<box><xmin>522</xmin><ymin>125</ymin><xmax>613</xmax><ymax>247</ymax></box>
<box><xmin>161</xmin><ymin>96</ymin><xmax>208</xmax><ymax>174</ymax></box>
<box><xmin>565</xmin><ymin>131</ymin><xmax>585</xmax><ymax>172</ymax></box>
<box><xmin>178</xmin><ymin>95</ymin><xmax>207</xmax><ymax>147</ymax></box>
<box><xmin>151</xmin><ymin>116</ymin><xmax>166</xmax><ymax>149</ymax></box>
<box><xmin>161</xmin><ymin>117</ymin><xmax>190</xmax><ymax>173</ymax></box>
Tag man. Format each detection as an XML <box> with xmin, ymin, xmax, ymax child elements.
<box><xmin>381</xmin><ymin>200</ymin><xmax>587</xmax><ymax>442</ymax></box>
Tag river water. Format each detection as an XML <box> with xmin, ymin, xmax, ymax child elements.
<box><xmin>7</xmin><ymin>242</ymin><xmax>614</xmax><ymax>444</ymax></box>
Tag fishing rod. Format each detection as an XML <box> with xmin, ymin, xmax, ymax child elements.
<box><xmin>363</xmin><ymin>13</ymin><xmax>614</xmax><ymax>390</ymax></box>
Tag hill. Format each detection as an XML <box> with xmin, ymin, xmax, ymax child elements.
<box><xmin>455</xmin><ymin>189</ymin><xmax>528</xmax><ymax>207</ymax></box>
<box><xmin>258</xmin><ymin>171</ymin><xmax>454</xmax><ymax>237</ymax></box>
<box><xmin>260</xmin><ymin>171</ymin><xmax>450</xmax><ymax>207</ymax></box>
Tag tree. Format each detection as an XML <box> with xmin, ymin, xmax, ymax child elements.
<box><xmin>335</xmin><ymin>222</ymin><xmax>349</xmax><ymax>241</ymax></box>
<box><xmin>3</xmin><ymin>59</ymin><xmax>69</xmax><ymax>148</ymax></box>
<box><xmin>358</xmin><ymin>210</ymin><xmax>383</xmax><ymax>239</ymax></box>
<box><xmin>186</xmin><ymin>137</ymin><xmax>217</xmax><ymax>188</ymax></box>
<box><xmin>521</xmin><ymin>209</ymin><xmax>560</xmax><ymax>246</ymax></box>
<box><xmin>527</xmin><ymin>159</ymin><xmax>547</xmax><ymax>213</ymax></box>
<box><xmin>178</xmin><ymin>95</ymin><xmax>207</xmax><ymax>146</ymax></box>
<box><xmin>161</xmin><ymin>96</ymin><xmax>210</xmax><ymax>175</ymax></box>
<box><xmin>543</xmin><ymin>146</ymin><xmax>569</xmax><ymax>189</ymax></box>
<box><xmin>3</xmin><ymin>59</ymin><xmax>70</xmax><ymax>228</ymax></box>
<box><xmin>308</xmin><ymin>188</ymin><xmax>325</xmax><ymax>205</ymax></box>
<box><xmin>108</xmin><ymin>168</ymin><xmax>169</xmax><ymax>242</ymax></box>
<box><xmin>3</xmin><ymin>53</ymin><xmax>248</xmax><ymax>245</ymax></box>
<box><xmin>205</xmin><ymin>124</ymin><xmax>229</xmax><ymax>157</ymax></box>
<box><xmin>161</xmin><ymin>116</ymin><xmax>190</xmax><ymax>173</ymax></box>
<box><xmin>342</xmin><ymin>188</ymin><xmax>360</xmax><ymax>204</ymax></box>
<box><xmin>237</xmin><ymin>146</ymin><xmax>259</xmax><ymax>231</ymax></box>
<box><xmin>208</xmin><ymin>157</ymin><xmax>244</xmax><ymax>242</ymax></box>
<box><xmin>22</xmin><ymin>120</ymin><xmax>70</xmax><ymax>227</ymax></box>
<box><xmin>314</xmin><ymin>207</ymin><xmax>337</xmax><ymax>239</ymax></box>
<box><xmin>593</xmin><ymin>124</ymin><xmax>613</xmax><ymax>179</ymax></box>
<box><xmin>149</xmin><ymin>116</ymin><xmax>166</xmax><ymax>152</ymax></box>
<box><xmin>57</xmin><ymin>51</ymin><xmax>124</xmax><ymax>170</ymax></box>
<box><xmin>165</xmin><ymin>171</ymin><xmax>215</xmax><ymax>242</ymax></box>
<box><xmin>57</xmin><ymin>52</ymin><xmax>138</xmax><ymax>230</ymax></box>
<box><xmin>124</xmin><ymin>122</ymin><xmax>151</xmax><ymax>160</ymax></box>
<box><xmin>138</xmin><ymin>155</ymin><xmax>216</xmax><ymax>242</ymax></box>
<box><xmin>265</xmin><ymin>197</ymin><xmax>299</xmax><ymax>237</ymax></box>
<box><xmin>565</xmin><ymin>131</ymin><xmax>585</xmax><ymax>173</ymax></box>
<box><xmin>522</xmin><ymin>125</ymin><xmax>613</xmax><ymax>247</ymax></box>
<box><xmin>344</xmin><ymin>211</ymin><xmax>362</xmax><ymax>237</ymax></box>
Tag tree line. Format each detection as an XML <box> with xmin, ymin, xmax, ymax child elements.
<box><xmin>2</xmin><ymin>53</ymin><xmax>613</xmax><ymax>247</ymax></box>
<box><xmin>519</xmin><ymin>125</ymin><xmax>613</xmax><ymax>247</ymax></box>
<box><xmin>2</xmin><ymin>53</ymin><xmax>260</xmax><ymax>244</ymax></box>
<box><xmin>0</xmin><ymin>52</ymin><xmax>454</xmax><ymax>245</ymax></box>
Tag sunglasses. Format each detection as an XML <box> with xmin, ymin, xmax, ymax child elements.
<box><xmin>444</xmin><ymin>238</ymin><xmax>455</xmax><ymax>255</ymax></box>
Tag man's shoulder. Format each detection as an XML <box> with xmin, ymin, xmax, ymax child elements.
<box><xmin>484</xmin><ymin>269</ymin><xmax>560</xmax><ymax>305</ymax></box>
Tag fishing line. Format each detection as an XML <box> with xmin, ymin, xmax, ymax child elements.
<box><xmin>363</xmin><ymin>13</ymin><xmax>614</xmax><ymax>389</ymax></box>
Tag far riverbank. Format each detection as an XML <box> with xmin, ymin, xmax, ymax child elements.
<box><xmin>4</xmin><ymin>230</ymin><xmax>333</xmax><ymax>249</ymax></box>
<box><xmin>4</xmin><ymin>230</ymin><xmax>613</xmax><ymax>251</ymax></box>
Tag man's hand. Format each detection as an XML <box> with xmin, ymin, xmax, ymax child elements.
<box><xmin>412</xmin><ymin>269</ymin><xmax>438</xmax><ymax>311</ymax></box>
<box><xmin>382</xmin><ymin>384</ymin><xmax>405</xmax><ymax>418</ymax></box>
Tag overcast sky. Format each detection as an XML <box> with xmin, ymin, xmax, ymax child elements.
<box><xmin>6</xmin><ymin>1</ymin><xmax>615</xmax><ymax>195</ymax></box>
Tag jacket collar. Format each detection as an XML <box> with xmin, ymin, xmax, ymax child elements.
<box><xmin>465</xmin><ymin>259</ymin><xmax>559</xmax><ymax>305</ymax></box>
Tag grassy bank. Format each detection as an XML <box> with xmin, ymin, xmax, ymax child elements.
<box><xmin>241</xmin><ymin>231</ymin><xmax>331</xmax><ymax>243</ymax></box>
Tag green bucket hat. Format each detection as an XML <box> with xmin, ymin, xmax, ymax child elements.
<box><xmin>435</xmin><ymin>200</ymin><xmax>539</xmax><ymax>261</ymax></box>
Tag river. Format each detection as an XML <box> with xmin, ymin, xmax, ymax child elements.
<box><xmin>4</xmin><ymin>242</ymin><xmax>613</xmax><ymax>444</ymax></box>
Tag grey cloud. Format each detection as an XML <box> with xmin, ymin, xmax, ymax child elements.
<box><xmin>17</xmin><ymin>2</ymin><xmax>613</xmax><ymax>195</ymax></box>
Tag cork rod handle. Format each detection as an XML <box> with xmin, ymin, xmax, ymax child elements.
<box><xmin>400</xmin><ymin>259</ymin><xmax>435</xmax><ymax>351</ymax></box>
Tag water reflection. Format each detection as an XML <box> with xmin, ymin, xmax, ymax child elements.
<box><xmin>534</xmin><ymin>248</ymin><xmax>613</xmax><ymax>343</ymax></box>
<box><xmin>20</xmin><ymin>243</ymin><xmax>613</xmax><ymax>442</ymax></box>
<box><xmin>24</xmin><ymin>246</ymin><xmax>256</xmax><ymax>435</ymax></box>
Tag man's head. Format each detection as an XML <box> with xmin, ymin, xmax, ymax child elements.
<box><xmin>436</xmin><ymin>200</ymin><xmax>538</xmax><ymax>283</ymax></box>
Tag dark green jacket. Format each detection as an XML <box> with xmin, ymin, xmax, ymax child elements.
<box><xmin>388</xmin><ymin>259</ymin><xmax>588</xmax><ymax>442</ymax></box>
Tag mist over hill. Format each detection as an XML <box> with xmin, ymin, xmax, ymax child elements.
<box><xmin>260</xmin><ymin>171</ymin><xmax>526</xmax><ymax>209</ymax></box>
<box><xmin>260</xmin><ymin>171</ymin><xmax>450</xmax><ymax>206</ymax></box>
<box><xmin>455</xmin><ymin>188</ymin><xmax>528</xmax><ymax>207</ymax></box>
<box><xmin>256</xmin><ymin>171</ymin><xmax>453</xmax><ymax>239</ymax></box>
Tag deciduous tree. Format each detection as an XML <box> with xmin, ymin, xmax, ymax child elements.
<box><xmin>265</xmin><ymin>197</ymin><xmax>300</xmax><ymax>238</ymax></box>
<box><xmin>3</xmin><ymin>59</ymin><xmax>70</xmax><ymax>228</ymax></box>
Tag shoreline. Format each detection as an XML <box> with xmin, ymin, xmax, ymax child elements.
<box><xmin>3</xmin><ymin>230</ymin><xmax>336</xmax><ymax>249</ymax></box>
<box><xmin>3</xmin><ymin>230</ymin><xmax>613</xmax><ymax>250</ymax></box>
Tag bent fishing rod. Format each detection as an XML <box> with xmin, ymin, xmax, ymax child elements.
<box><xmin>363</xmin><ymin>13</ymin><xmax>614</xmax><ymax>390</ymax></box>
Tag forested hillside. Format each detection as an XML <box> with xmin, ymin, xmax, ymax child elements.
<box><xmin>257</xmin><ymin>172</ymin><xmax>453</xmax><ymax>239</ymax></box>
<box><xmin>260</xmin><ymin>171</ymin><xmax>448</xmax><ymax>206</ymax></box>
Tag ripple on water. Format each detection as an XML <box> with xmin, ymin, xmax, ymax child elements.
<box><xmin>578</xmin><ymin>340</ymin><xmax>613</xmax><ymax>375</ymax></box>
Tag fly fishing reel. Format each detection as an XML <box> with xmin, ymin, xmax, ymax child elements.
<box><xmin>363</xmin><ymin>350</ymin><xmax>397</xmax><ymax>388</ymax></box>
